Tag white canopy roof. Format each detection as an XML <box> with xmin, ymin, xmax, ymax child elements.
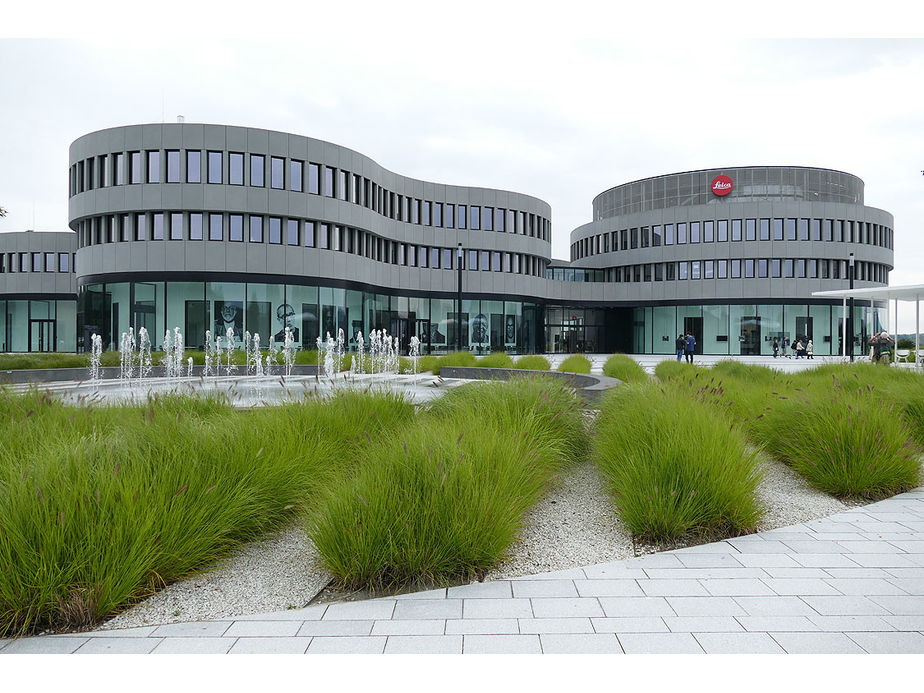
<box><xmin>812</xmin><ymin>284</ymin><xmax>924</xmax><ymax>302</ymax></box>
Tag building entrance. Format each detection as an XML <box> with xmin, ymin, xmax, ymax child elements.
<box><xmin>740</xmin><ymin>316</ymin><xmax>761</xmax><ymax>355</ymax></box>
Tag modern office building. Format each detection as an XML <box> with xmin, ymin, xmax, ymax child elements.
<box><xmin>0</xmin><ymin>123</ymin><xmax>894</xmax><ymax>355</ymax></box>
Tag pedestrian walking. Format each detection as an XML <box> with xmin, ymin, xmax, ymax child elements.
<box><xmin>782</xmin><ymin>336</ymin><xmax>790</xmax><ymax>358</ymax></box>
<box><xmin>772</xmin><ymin>337</ymin><xmax>779</xmax><ymax>358</ymax></box>
<box><xmin>795</xmin><ymin>339</ymin><xmax>805</xmax><ymax>358</ymax></box>
<box><xmin>806</xmin><ymin>339</ymin><xmax>814</xmax><ymax>359</ymax></box>
<box><xmin>684</xmin><ymin>332</ymin><xmax>696</xmax><ymax>364</ymax></box>
<box><xmin>675</xmin><ymin>333</ymin><xmax>685</xmax><ymax>362</ymax></box>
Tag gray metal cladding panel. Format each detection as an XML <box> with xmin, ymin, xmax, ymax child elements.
<box><xmin>265</xmin><ymin>246</ymin><xmax>286</xmax><ymax>275</ymax></box>
<box><xmin>202</xmin><ymin>185</ymin><xmax>225</xmax><ymax>209</ymax></box>
<box><xmin>226</xmin><ymin>127</ymin><xmax>247</xmax><ymax>150</ymax></box>
<box><xmin>147</xmin><ymin>242</ymin><xmax>167</xmax><ymax>271</ymax></box>
<box><xmin>204</xmin><ymin>243</ymin><xmax>226</xmax><ymax>271</ymax></box>
<box><xmin>185</xmin><ymin>242</ymin><xmax>205</xmax><ymax>268</ymax></box>
<box><xmin>226</xmin><ymin>244</ymin><xmax>247</xmax><ymax>272</ymax></box>
<box><xmin>284</xmin><ymin>249</ymin><xmax>304</xmax><ymax>276</ymax></box>
<box><xmin>226</xmin><ymin>186</ymin><xmax>247</xmax><ymax>211</ymax></box>
<box><xmin>246</xmin><ymin>188</ymin><xmax>269</xmax><ymax>214</ymax></box>
<box><xmin>203</xmin><ymin>125</ymin><xmax>226</xmax><ymax>149</ymax></box>
<box><xmin>130</xmin><ymin>244</ymin><xmax>147</xmax><ymax>271</ymax></box>
<box><xmin>165</xmin><ymin>241</ymin><xmax>185</xmax><ymax>270</ymax></box>
<box><xmin>163</xmin><ymin>186</ymin><xmax>183</xmax><ymax>208</ymax></box>
<box><xmin>245</xmin><ymin>244</ymin><xmax>267</xmax><ymax>274</ymax></box>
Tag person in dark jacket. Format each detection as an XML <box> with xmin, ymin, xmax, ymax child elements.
<box><xmin>684</xmin><ymin>332</ymin><xmax>696</xmax><ymax>364</ymax></box>
<box><xmin>772</xmin><ymin>337</ymin><xmax>779</xmax><ymax>358</ymax></box>
<box><xmin>675</xmin><ymin>333</ymin><xmax>685</xmax><ymax>361</ymax></box>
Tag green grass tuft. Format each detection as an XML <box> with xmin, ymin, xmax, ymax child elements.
<box><xmin>513</xmin><ymin>355</ymin><xmax>550</xmax><ymax>370</ymax></box>
<box><xmin>557</xmin><ymin>354</ymin><xmax>592</xmax><ymax>374</ymax></box>
<box><xmin>602</xmin><ymin>354</ymin><xmax>647</xmax><ymax>383</ymax></box>
<box><xmin>477</xmin><ymin>352</ymin><xmax>515</xmax><ymax>369</ymax></box>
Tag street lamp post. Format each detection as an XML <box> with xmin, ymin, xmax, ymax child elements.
<box><xmin>848</xmin><ymin>252</ymin><xmax>855</xmax><ymax>362</ymax></box>
<box><xmin>456</xmin><ymin>243</ymin><xmax>463</xmax><ymax>353</ymax></box>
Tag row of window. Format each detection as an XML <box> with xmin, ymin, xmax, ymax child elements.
<box><xmin>73</xmin><ymin>213</ymin><xmax>548</xmax><ymax>277</ymax></box>
<box><xmin>69</xmin><ymin>150</ymin><xmax>550</xmax><ymax>240</ymax></box>
<box><xmin>0</xmin><ymin>252</ymin><xmax>73</xmax><ymax>274</ymax></box>
<box><xmin>592</xmin><ymin>258</ymin><xmax>888</xmax><ymax>284</ymax></box>
<box><xmin>571</xmin><ymin>218</ymin><xmax>893</xmax><ymax>261</ymax></box>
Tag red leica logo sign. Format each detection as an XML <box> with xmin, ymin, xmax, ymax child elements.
<box><xmin>711</xmin><ymin>175</ymin><xmax>733</xmax><ymax>196</ymax></box>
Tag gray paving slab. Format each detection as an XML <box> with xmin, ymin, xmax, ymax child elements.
<box><xmin>518</xmin><ymin>618</ymin><xmax>593</xmax><ymax>634</ymax></box>
<box><xmin>868</xmin><ymin>595</ymin><xmax>924</xmax><ymax>614</ymax></box>
<box><xmin>791</xmin><ymin>553</ymin><xmax>863</xmax><ymax>568</ymax></box>
<box><xmin>643</xmin><ymin>567</ymin><xmax>769</xmax><ymax>579</ymax></box>
<box><xmin>384</xmin><ymin>635</ymin><xmax>462</xmax><ymax>654</ymax></box>
<box><xmin>823</xmin><ymin>577</ymin><xmax>908</xmax><ymax>595</ymax></box>
<box><xmin>530</xmin><ymin>597</ymin><xmax>604</xmax><ymax>618</ymax></box>
<box><xmin>463</xmin><ymin>598</ymin><xmax>533</xmax><ymax>619</ymax></box>
<box><xmin>617</xmin><ymin>632</ymin><xmax>705</xmax><ymax>654</ymax></box>
<box><xmin>732</xmin><ymin>596</ymin><xmax>817</xmax><ymax>616</ymax></box>
<box><xmin>807</xmin><ymin>615</ymin><xmax>896</xmax><ymax>632</ymax></box>
<box><xmin>637</xmin><ymin>579</ymin><xmax>710</xmax><ymax>597</ymax></box>
<box><xmin>511</xmin><ymin>580</ymin><xmax>579</xmax><ymax>598</ymax></box>
<box><xmin>762</xmin><ymin>567</ymin><xmax>830</xmax><ymax>578</ymax></box>
<box><xmin>444</xmin><ymin>619</ymin><xmax>518</xmax><ymax>635</ymax></box>
<box><xmin>222</xmin><ymin>621</ymin><xmax>303</xmax><ymax>637</ymax></box>
<box><xmin>838</xmin><ymin>540</ymin><xmax>903</xmax><ymax>553</ymax></box>
<box><xmin>393</xmin><ymin>588</ymin><xmax>446</xmax><ymax>600</ymax></box>
<box><xmin>770</xmin><ymin>632</ymin><xmax>866</xmax><ymax>654</ymax></box>
<box><xmin>694</xmin><ymin>632</ymin><xmax>786</xmax><ymax>654</ymax></box>
<box><xmin>760</xmin><ymin>578</ymin><xmax>841</xmax><ymax>595</ymax></box>
<box><xmin>782</xmin><ymin>540</ymin><xmax>849</xmax><ymax>554</ymax></box>
<box><xmin>74</xmin><ymin>638</ymin><xmax>161</xmax><ymax>654</ymax></box>
<box><xmin>371</xmin><ymin>619</ymin><xmax>445</xmax><ymax>636</ymax></box>
<box><xmin>540</xmin><ymin>633</ymin><xmax>624</xmax><ymax>654</ymax></box>
<box><xmin>664</xmin><ymin>616</ymin><xmax>744</xmax><ymax>633</ymax></box>
<box><xmin>846</xmin><ymin>553</ymin><xmax>917</xmax><ymax>568</ymax></box>
<box><xmin>598</xmin><ymin>596</ymin><xmax>677</xmax><ymax>617</ymax></box>
<box><xmin>296</xmin><ymin>620</ymin><xmax>373</xmax><ymax>637</ymax></box>
<box><xmin>734</xmin><ymin>553</ymin><xmax>802</xmax><ymax>568</ymax></box>
<box><xmin>669</xmin><ymin>541</ymin><xmax>736</xmax><ymax>554</ymax></box>
<box><xmin>306</xmin><ymin>636</ymin><xmax>387</xmax><ymax>654</ymax></box>
<box><xmin>323</xmin><ymin>600</ymin><xmax>396</xmax><ymax>620</ymax></box>
<box><xmin>699</xmin><ymin>578</ymin><xmax>777</xmax><ymax>597</ymax></box>
<box><xmin>735</xmin><ymin>616</ymin><xmax>820</xmax><ymax>632</ymax></box>
<box><xmin>726</xmin><ymin>539</ymin><xmax>792</xmax><ymax>554</ymax></box>
<box><xmin>666</xmin><ymin>597</ymin><xmax>748</xmax><ymax>617</ymax></box>
<box><xmin>582</xmin><ymin>565</ymin><xmax>647</xmax><ymax>579</ymax></box>
<box><xmin>574</xmin><ymin>579</ymin><xmax>645</xmax><ymax>597</ymax></box>
<box><xmin>801</xmin><ymin>595</ymin><xmax>892</xmax><ymax>616</ymax></box>
<box><xmin>591</xmin><ymin>617</ymin><xmax>669</xmax><ymax>633</ymax></box>
<box><xmin>463</xmin><ymin>634</ymin><xmax>541</xmax><ymax>654</ymax></box>
<box><xmin>233</xmin><ymin>604</ymin><xmax>327</xmax><ymax>620</ymax></box>
<box><xmin>150</xmin><ymin>621</ymin><xmax>232</xmax><ymax>638</ymax></box>
<box><xmin>392</xmin><ymin>599</ymin><xmax>462</xmax><ymax>620</ymax></box>
<box><xmin>824</xmin><ymin>567</ymin><xmax>894</xmax><ymax>579</ymax></box>
<box><xmin>228</xmin><ymin>637</ymin><xmax>312</xmax><ymax>654</ymax></box>
<box><xmin>0</xmin><ymin>636</ymin><xmax>88</xmax><ymax>654</ymax></box>
<box><xmin>513</xmin><ymin>567</ymin><xmax>588</xmax><ymax>580</ymax></box>
<box><xmin>447</xmin><ymin>582</ymin><xmax>512</xmax><ymax>599</ymax></box>
<box><xmin>152</xmin><ymin>637</ymin><xmax>235</xmax><ymax>654</ymax></box>
<box><xmin>881</xmin><ymin>615</ymin><xmax>924</xmax><ymax>630</ymax></box>
<box><xmin>675</xmin><ymin>553</ymin><xmax>744</xmax><ymax>568</ymax></box>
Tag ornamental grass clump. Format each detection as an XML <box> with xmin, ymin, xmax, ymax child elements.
<box><xmin>557</xmin><ymin>354</ymin><xmax>592</xmax><ymax>374</ymax></box>
<box><xmin>0</xmin><ymin>389</ymin><xmax>412</xmax><ymax>637</ymax></box>
<box><xmin>477</xmin><ymin>352</ymin><xmax>515</xmax><ymax>369</ymax></box>
<box><xmin>513</xmin><ymin>355</ymin><xmax>550</xmax><ymax>370</ymax></box>
<box><xmin>593</xmin><ymin>381</ymin><xmax>763</xmax><ymax>541</ymax></box>
<box><xmin>749</xmin><ymin>387</ymin><xmax>922</xmax><ymax>498</ymax></box>
<box><xmin>430</xmin><ymin>351</ymin><xmax>478</xmax><ymax>374</ymax></box>
<box><xmin>309</xmin><ymin>377</ymin><xmax>587</xmax><ymax>590</ymax></box>
<box><xmin>602</xmin><ymin>353</ymin><xmax>647</xmax><ymax>384</ymax></box>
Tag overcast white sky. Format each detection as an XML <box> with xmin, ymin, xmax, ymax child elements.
<box><xmin>3</xmin><ymin>3</ymin><xmax>924</xmax><ymax>328</ymax></box>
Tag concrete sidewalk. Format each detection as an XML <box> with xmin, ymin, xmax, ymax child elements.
<box><xmin>2</xmin><ymin>487</ymin><xmax>922</xmax><ymax>654</ymax></box>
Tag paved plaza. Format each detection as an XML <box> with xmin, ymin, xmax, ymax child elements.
<box><xmin>2</xmin><ymin>486</ymin><xmax>922</xmax><ymax>654</ymax></box>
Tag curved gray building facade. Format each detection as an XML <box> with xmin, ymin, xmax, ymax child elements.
<box><xmin>559</xmin><ymin>167</ymin><xmax>892</xmax><ymax>355</ymax></box>
<box><xmin>69</xmin><ymin>123</ymin><xmax>552</xmax><ymax>353</ymax></box>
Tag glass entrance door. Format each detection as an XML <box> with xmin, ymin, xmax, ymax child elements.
<box><xmin>740</xmin><ymin>316</ymin><xmax>761</xmax><ymax>355</ymax></box>
<box><xmin>29</xmin><ymin>319</ymin><xmax>56</xmax><ymax>352</ymax></box>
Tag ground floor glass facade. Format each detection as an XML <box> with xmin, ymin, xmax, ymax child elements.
<box><xmin>1</xmin><ymin>299</ymin><xmax>77</xmax><ymax>352</ymax></box>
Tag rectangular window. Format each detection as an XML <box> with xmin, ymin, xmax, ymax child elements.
<box><xmin>268</xmin><ymin>217</ymin><xmax>282</xmax><ymax>244</ymax></box>
<box><xmin>482</xmin><ymin>206</ymin><xmax>493</xmax><ymax>231</ymax></box>
<box><xmin>135</xmin><ymin>213</ymin><xmax>147</xmax><ymax>241</ymax></box>
<box><xmin>318</xmin><ymin>223</ymin><xmax>329</xmax><ymax>249</ymax></box>
<box><xmin>690</xmin><ymin>221</ymin><xmax>700</xmax><ymax>244</ymax></box>
<box><xmin>32</xmin><ymin>253</ymin><xmax>42</xmax><ymax>272</ymax></box>
<box><xmin>773</xmin><ymin>218</ymin><xmax>783</xmax><ymax>241</ymax></box>
<box><xmin>58</xmin><ymin>252</ymin><xmax>70</xmax><ymax>273</ymax></box>
<box><xmin>480</xmin><ymin>250</ymin><xmax>490</xmax><ymax>271</ymax></box>
<box><xmin>758</xmin><ymin>258</ymin><xmax>768</xmax><ymax>277</ymax></box>
<box><xmin>185</xmin><ymin>150</ymin><xmax>200</xmax><ymax>183</ymax></box>
<box><xmin>444</xmin><ymin>203</ymin><xmax>454</xmax><ymax>229</ymax></box>
<box><xmin>494</xmin><ymin>207</ymin><xmax>504</xmax><ymax>232</ymax></box>
<box><xmin>704</xmin><ymin>260</ymin><xmax>714</xmax><ymax>279</ymax></box>
<box><xmin>677</xmin><ymin>223</ymin><xmax>687</xmax><ymax>244</ymax></box>
<box><xmin>784</xmin><ymin>258</ymin><xmax>794</xmax><ymax>277</ymax></box>
<box><xmin>745</xmin><ymin>218</ymin><xmax>756</xmax><ymax>241</ymax></box>
<box><xmin>826</xmin><ymin>219</ymin><xmax>834</xmax><ymax>242</ymax></box>
<box><xmin>678</xmin><ymin>261</ymin><xmax>688</xmax><ymax>280</ymax></box>
<box><xmin>286</xmin><ymin>219</ymin><xmax>299</xmax><ymax>245</ymax></box>
<box><xmin>730</xmin><ymin>259</ymin><xmax>741</xmax><ymax>279</ymax></box>
<box><xmin>652</xmin><ymin>224</ymin><xmax>662</xmax><ymax>246</ymax></box>
<box><xmin>641</xmin><ymin>226</ymin><xmax>650</xmax><ymax>248</ymax></box>
<box><xmin>308</xmin><ymin>163</ymin><xmax>320</xmax><ymax>194</ymax></box>
<box><xmin>250</xmin><ymin>154</ymin><xmax>265</xmax><ymax>187</ymax></box>
<box><xmin>786</xmin><ymin>218</ymin><xmax>797</xmax><ymax>241</ymax></box>
<box><xmin>799</xmin><ymin>218</ymin><xmax>809</xmax><ymax>241</ymax></box>
<box><xmin>717</xmin><ymin>220</ymin><xmax>728</xmax><ymax>242</ymax></box>
<box><xmin>290</xmin><ymin>160</ymin><xmax>303</xmax><ymax>192</ymax></box>
<box><xmin>230</xmin><ymin>153</ymin><xmax>244</xmax><ymax>185</ymax></box>
<box><xmin>457</xmin><ymin>205</ymin><xmax>466</xmax><ymax>229</ymax></box>
<box><xmin>664</xmin><ymin>223</ymin><xmax>674</xmax><ymax>245</ymax></box>
<box><xmin>97</xmin><ymin>154</ymin><xmax>107</xmax><ymax>188</ymax></box>
<box><xmin>744</xmin><ymin>258</ymin><xmax>755</xmax><ymax>278</ymax></box>
<box><xmin>691</xmin><ymin>260</ymin><xmax>701</xmax><ymax>279</ymax></box>
<box><xmin>466</xmin><ymin>249</ymin><xmax>476</xmax><ymax>270</ymax></box>
<box><xmin>666</xmin><ymin>262</ymin><xmax>676</xmax><ymax>281</ymax></box>
<box><xmin>731</xmin><ymin>219</ymin><xmax>742</xmax><ymax>241</ymax></box>
<box><xmin>130</xmin><ymin>151</ymin><xmax>142</xmax><ymax>183</ymax></box>
<box><xmin>249</xmin><ymin>216</ymin><xmax>263</xmax><ymax>242</ymax></box>
<box><xmin>44</xmin><ymin>252</ymin><xmax>55</xmax><ymax>272</ymax></box>
<box><xmin>812</xmin><ymin>218</ymin><xmax>822</xmax><ymax>241</ymax></box>
<box><xmin>170</xmin><ymin>212</ymin><xmax>183</xmax><ymax>240</ymax></box>
<box><xmin>229</xmin><ymin>214</ymin><xmax>242</xmax><ymax>241</ymax></box>
<box><xmin>427</xmin><ymin>247</ymin><xmax>438</xmax><ymax>268</ymax></box>
<box><xmin>630</xmin><ymin>228</ymin><xmax>639</xmax><ymax>249</ymax></box>
<box><xmin>422</xmin><ymin>201</ymin><xmax>431</xmax><ymax>226</ymax></box>
<box><xmin>759</xmin><ymin>218</ymin><xmax>770</xmax><ymax>241</ymax></box>
<box><xmin>189</xmin><ymin>213</ymin><xmax>203</xmax><ymax>240</ymax></box>
<box><xmin>809</xmin><ymin>259</ymin><xmax>818</xmax><ymax>278</ymax></box>
<box><xmin>114</xmin><ymin>152</ymin><xmax>125</xmax><ymax>185</ymax></box>
<box><xmin>271</xmin><ymin>157</ymin><xmax>284</xmax><ymax>189</ymax></box>
<box><xmin>324</xmin><ymin>167</ymin><xmax>334</xmax><ymax>197</ymax></box>
<box><xmin>470</xmin><ymin>206</ymin><xmax>481</xmax><ymax>230</ymax></box>
<box><xmin>490</xmin><ymin>251</ymin><xmax>500</xmax><ymax>271</ymax></box>
<box><xmin>718</xmin><ymin>259</ymin><xmax>728</xmax><ymax>279</ymax></box>
<box><xmin>433</xmin><ymin>202</ymin><xmax>443</xmax><ymax>228</ymax></box>
<box><xmin>702</xmin><ymin>220</ymin><xmax>714</xmax><ymax>243</ymax></box>
<box><xmin>772</xmin><ymin>258</ymin><xmax>781</xmax><ymax>277</ymax></box>
<box><xmin>208</xmin><ymin>151</ymin><xmax>222</xmax><ymax>184</ymax></box>
<box><xmin>209</xmin><ymin>213</ymin><xmax>223</xmax><ymax>241</ymax></box>
<box><xmin>146</xmin><ymin>151</ymin><xmax>160</xmax><ymax>183</ymax></box>
<box><xmin>337</xmin><ymin>170</ymin><xmax>347</xmax><ymax>201</ymax></box>
<box><xmin>120</xmin><ymin>214</ymin><xmax>130</xmax><ymax>242</ymax></box>
<box><xmin>797</xmin><ymin>259</ymin><xmax>806</xmax><ymax>278</ymax></box>
<box><xmin>167</xmin><ymin>150</ymin><xmax>181</xmax><ymax>183</ymax></box>
<box><xmin>303</xmin><ymin>221</ymin><xmax>315</xmax><ymax>247</ymax></box>
<box><xmin>152</xmin><ymin>213</ymin><xmax>164</xmax><ymax>240</ymax></box>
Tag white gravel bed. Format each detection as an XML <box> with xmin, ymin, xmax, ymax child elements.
<box><xmin>96</xmin><ymin>451</ymin><xmax>896</xmax><ymax>629</ymax></box>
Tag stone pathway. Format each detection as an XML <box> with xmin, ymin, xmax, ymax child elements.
<box><xmin>3</xmin><ymin>487</ymin><xmax>922</xmax><ymax>654</ymax></box>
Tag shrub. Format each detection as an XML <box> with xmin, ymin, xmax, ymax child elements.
<box><xmin>557</xmin><ymin>354</ymin><xmax>592</xmax><ymax>374</ymax></box>
<box><xmin>478</xmin><ymin>352</ymin><xmax>515</xmax><ymax>369</ymax></box>
<box><xmin>430</xmin><ymin>351</ymin><xmax>478</xmax><ymax>375</ymax></box>
<box><xmin>749</xmin><ymin>388</ymin><xmax>922</xmax><ymax>498</ymax></box>
<box><xmin>602</xmin><ymin>354</ymin><xmax>647</xmax><ymax>383</ymax></box>
<box><xmin>513</xmin><ymin>355</ymin><xmax>550</xmax><ymax>370</ymax></box>
<box><xmin>593</xmin><ymin>381</ymin><xmax>763</xmax><ymax>541</ymax></box>
<box><xmin>0</xmin><ymin>353</ymin><xmax>90</xmax><ymax>370</ymax></box>
<box><xmin>416</xmin><ymin>355</ymin><xmax>438</xmax><ymax>374</ymax></box>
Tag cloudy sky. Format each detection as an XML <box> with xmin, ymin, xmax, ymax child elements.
<box><xmin>2</xmin><ymin>6</ymin><xmax>923</xmax><ymax>323</ymax></box>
